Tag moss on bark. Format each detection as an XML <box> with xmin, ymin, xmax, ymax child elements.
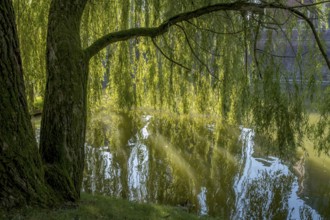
<box><xmin>0</xmin><ymin>0</ymin><xmax>58</xmax><ymax>209</ymax></box>
<box><xmin>39</xmin><ymin>0</ymin><xmax>89</xmax><ymax>201</ymax></box>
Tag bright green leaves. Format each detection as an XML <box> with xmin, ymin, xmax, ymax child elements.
<box><xmin>14</xmin><ymin>0</ymin><xmax>330</xmax><ymax>154</ymax></box>
<box><xmin>309</xmin><ymin>87</ymin><xmax>330</xmax><ymax>156</ymax></box>
<box><xmin>13</xmin><ymin>0</ymin><xmax>49</xmax><ymax>112</ymax></box>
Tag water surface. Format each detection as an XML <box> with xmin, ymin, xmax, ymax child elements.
<box><xmin>81</xmin><ymin>112</ymin><xmax>330</xmax><ymax>219</ymax></box>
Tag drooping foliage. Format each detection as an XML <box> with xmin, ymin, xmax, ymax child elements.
<box><xmin>13</xmin><ymin>0</ymin><xmax>49</xmax><ymax>112</ymax></box>
<box><xmin>13</xmin><ymin>0</ymin><xmax>330</xmax><ymax>154</ymax></box>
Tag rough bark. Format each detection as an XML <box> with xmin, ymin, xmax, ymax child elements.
<box><xmin>39</xmin><ymin>0</ymin><xmax>89</xmax><ymax>201</ymax></box>
<box><xmin>0</xmin><ymin>0</ymin><xmax>56</xmax><ymax>209</ymax></box>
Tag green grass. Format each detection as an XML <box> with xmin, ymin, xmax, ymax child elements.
<box><xmin>1</xmin><ymin>193</ymin><xmax>221</xmax><ymax>220</ymax></box>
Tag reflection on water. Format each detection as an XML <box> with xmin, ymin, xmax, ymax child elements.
<box><xmin>233</xmin><ymin>128</ymin><xmax>321</xmax><ymax>219</ymax></box>
<box><xmin>82</xmin><ymin>111</ymin><xmax>329</xmax><ymax>219</ymax></box>
<box><xmin>84</xmin><ymin>145</ymin><xmax>122</xmax><ymax>196</ymax></box>
<box><xmin>197</xmin><ymin>186</ymin><xmax>208</xmax><ymax>216</ymax></box>
<box><xmin>128</xmin><ymin>115</ymin><xmax>151</xmax><ymax>201</ymax></box>
<box><xmin>128</xmin><ymin>143</ymin><xmax>149</xmax><ymax>201</ymax></box>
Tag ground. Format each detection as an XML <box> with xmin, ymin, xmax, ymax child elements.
<box><xmin>0</xmin><ymin>193</ymin><xmax>222</xmax><ymax>220</ymax></box>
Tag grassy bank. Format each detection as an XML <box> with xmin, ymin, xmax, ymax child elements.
<box><xmin>1</xmin><ymin>193</ymin><xmax>221</xmax><ymax>220</ymax></box>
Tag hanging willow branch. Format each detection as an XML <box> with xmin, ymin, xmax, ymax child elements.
<box><xmin>263</xmin><ymin>13</ymin><xmax>305</xmax><ymax>78</ymax></box>
<box><xmin>151</xmin><ymin>38</ymin><xmax>191</xmax><ymax>71</ymax></box>
<box><xmin>253</xmin><ymin>18</ymin><xmax>262</xmax><ymax>79</ymax></box>
<box><xmin>285</xmin><ymin>6</ymin><xmax>330</xmax><ymax>70</ymax></box>
<box><xmin>175</xmin><ymin>24</ymin><xmax>216</xmax><ymax>78</ymax></box>
<box><xmin>84</xmin><ymin>1</ymin><xmax>330</xmax><ymax>71</ymax></box>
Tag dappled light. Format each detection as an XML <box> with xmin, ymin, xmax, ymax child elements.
<box><xmin>81</xmin><ymin>112</ymin><xmax>330</xmax><ymax>218</ymax></box>
<box><xmin>1</xmin><ymin>0</ymin><xmax>330</xmax><ymax>218</ymax></box>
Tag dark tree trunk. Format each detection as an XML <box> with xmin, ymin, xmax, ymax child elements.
<box><xmin>39</xmin><ymin>0</ymin><xmax>89</xmax><ymax>201</ymax></box>
<box><xmin>0</xmin><ymin>0</ymin><xmax>56</xmax><ymax>209</ymax></box>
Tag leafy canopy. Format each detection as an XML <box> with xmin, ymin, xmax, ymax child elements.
<box><xmin>13</xmin><ymin>0</ymin><xmax>330</xmax><ymax>154</ymax></box>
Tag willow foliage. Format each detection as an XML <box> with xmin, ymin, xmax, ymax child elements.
<box><xmin>13</xmin><ymin>0</ymin><xmax>330</xmax><ymax>154</ymax></box>
<box><xmin>13</xmin><ymin>0</ymin><xmax>49</xmax><ymax>111</ymax></box>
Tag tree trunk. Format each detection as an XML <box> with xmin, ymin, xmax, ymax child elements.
<box><xmin>0</xmin><ymin>0</ymin><xmax>56</xmax><ymax>209</ymax></box>
<box><xmin>39</xmin><ymin>0</ymin><xmax>89</xmax><ymax>201</ymax></box>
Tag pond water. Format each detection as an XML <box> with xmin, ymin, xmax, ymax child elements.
<box><xmin>79</xmin><ymin>111</ymin><xmax>330</xmax><ymax>219</ymax></box>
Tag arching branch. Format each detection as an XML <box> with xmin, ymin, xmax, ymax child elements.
<box><xmin>84</xmin><ymin>1</ymin><xmax>266</xmax><ymax>59</ymax></box>
<box><xmin>84</xmin><ymin>1</ymin><xmax>330</xmax><ymax>71</ymax></box>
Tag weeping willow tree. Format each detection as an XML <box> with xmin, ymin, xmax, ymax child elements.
<box><xmin>1</xmin><ymin>0</ymin><xmax>330</xmax><ymax>208</ymax></box>
<box><xmin>82</xmin><ymin>0</ymin><xmax>330</xmax><ymax>152</ymax></box>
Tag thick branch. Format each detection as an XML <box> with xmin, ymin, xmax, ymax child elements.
<box><xmin>84</xmin><ymin>2</ymin><xmax>266</xmax><ymax>59</ymax></box>
<box><xmin>84</xmin><ymin>1</ymin><xmax>330</xmax><ymax>71</ymax></box>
